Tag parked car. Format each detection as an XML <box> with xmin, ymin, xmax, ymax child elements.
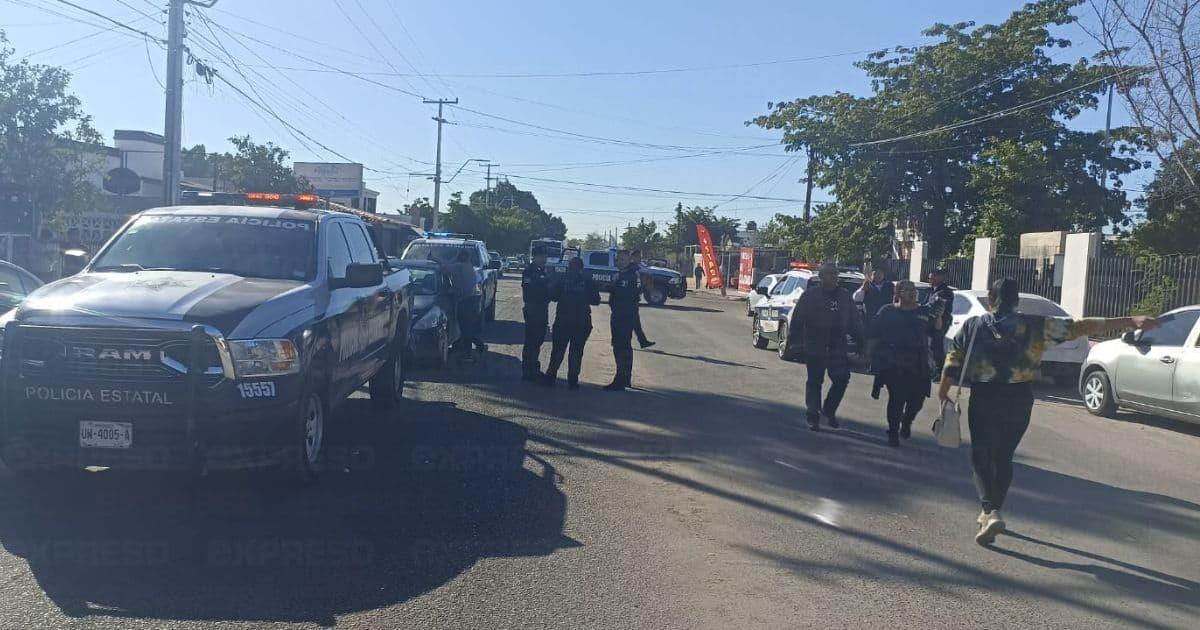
<box><xmin>503</xmin><ymin>257</ymin><xmax>524</xmax><ymax>274</ymax></box>
<box><xmin>393</xmin><ymin>259</ymin><xmax>457</xmax><ymax>367</ymax></box>
<box><xmin>0</xmin><ymin>260</ymin><xmax>43</xmax><ymax>315</ymax></box>
<box><xmin>401</xmin><ymin>233</ymin><xmax>499</xmax><ymax>322</ymax></box>
<box><xmin>751</xmin><ymin>267</ymin><xmax>865</xmax><ymax>360</ymax></box>
<box><xmin>0</xmin><ymin>192</ymin><xmax>413</xmax><ymax>480</ymax></box>
<box><xmin>747</xmin><ymin>273</ymin><xmax>784</xmax><ymax>316</ymax></box>
<box><xmin>945</xmin><ymin>290</ymin><xmax>1087</xmax><ymax>383</ymax></box>
<box><xmin>489</xmin><ymin>251</ymin><xmax>504</xmax><ymax>278</ymax></box>
<box><xmin>1079</xmin><ymin>305</ymin><xmax>1200</xmax><ymax>423</ymax></box>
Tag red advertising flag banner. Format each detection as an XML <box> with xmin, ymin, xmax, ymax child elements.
<box><xmin>738</xmin><ymin>247</ymin><xmax>755</xmax><ymax>290</ymax></box>
<box><xmin>696</xmin><ymin>224</ymin><xmax>723</xmax><ymax>289</ymax></box>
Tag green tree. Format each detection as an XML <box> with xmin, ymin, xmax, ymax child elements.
<box><xmin>222</xmin><ymin>135</ymin><xmax>309</xmax><ymax>193</ymax></box>
<box><xmin>0</xmin><ymin>31</ymin><xmax>103</xmax><ymax>227</ymax></box>
<box><xmin>402</xmin><ymin>197</ymin><xmax>435</xmax><ymax>228</ymax></box>
<box><xmin>621</xmin><ymin>219</ymin><xmax>666</xmax><ymax>256</ymax></box>
<box><xmin>579</xmin><ymin>232</ymin><xmax>608</xmax><ymax>249</ymax></box>
<box><xmin>1124</xmin><ymin>143</ymin><xmax>1200</xmax><ymax>255</ymax></box>
<box><xmin>751</xmin><ymin>0</ymin><xmax>1141</xmax><ymax>260</ymax></box>
<box><xmin>664</xmin><ymin>204</ymin><xmax>741</xmax><ymax>249</ymax></box>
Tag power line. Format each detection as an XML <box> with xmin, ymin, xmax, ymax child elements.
<box><xmin>502</xmin><ymin>174</ymin><xmax>811</xmax><ymax>203</ymax></box>
<box><xmin>48</xmin><ymin>0</ymin><xmax>167</xmax><ymax>43</ymax></box>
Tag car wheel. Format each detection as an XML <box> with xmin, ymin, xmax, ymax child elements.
<box><xmin>778</xmin><ymin>321</ymin><xmax>798</xmax><ymax>361</ymax></box>
<box><xmin>752</xmin><ymin>315</ymin><xmax>769</xmax><ymax>349</ymax></box>
<box><xmin>432</xmin><ymin>329</ymin><xmax>449</xmax><ymax>368</ymax></box>
<box><xmin>1082</xmin><ymin>369</ymin><xmax>1118</xmax><ymax>418</ymax></box>
<box><xmin>283</xmin><ymin>387</ymin><xmax>327</xmax><ymax>484</ymax></box>
<box><xmin>484</xmin><ymin>296</ymin><xmax>497</xmax><ymax>322</ymax></box>
<box><xmin>644</xmin><ymin>286</ymin><xmax>668</xmax><ymax>306</ymax></box>
<box><xmin>369</xmin><ymin>344</ymin><xmax>406</xmax><ymax>410</ymax></box>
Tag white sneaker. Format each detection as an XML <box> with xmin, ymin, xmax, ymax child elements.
<box><xmin>975</xmin><ymin>510</ymin><xmax>1005</xmax><ymax>545</ymax></box>
<box><xmin>977</xmin><ymin>510</ymin><xmax>989</xmax><ymax>526</ymax></box>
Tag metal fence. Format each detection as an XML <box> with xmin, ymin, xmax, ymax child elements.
<box><xmin>938</xmin><ymin>258</ymin><xmax>973</xmax><ymax>290</ymax></box>
<box><xmin>989</xmin><ymin>255</ymin><xmax>1062</xmax><ymax>303</ymax></box>
<box><xmin>878</xmin><ymin>258</ymin><xmax>911</xmax><ymax>282</ymax></box>
<box><xmin>1085</xmin><ymin>254</ymin><xmax>1200</xmax><ymax>317</ymax></box>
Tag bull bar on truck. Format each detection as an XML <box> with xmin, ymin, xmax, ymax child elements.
<box><xmin>0</xmin><ymin>319</ymin><xmax>293</xmax><ymax>473</ymax></box>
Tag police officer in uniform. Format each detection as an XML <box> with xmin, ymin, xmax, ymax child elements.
<box><xmin>604</xmin><ymin>250</ymin><xmax>640</xmax><ymax>391</ymax></box>
<box><xmin>926</xmin><ymin>267</ymin><xmax>955</xmax><ymax>381</ymax></box>
<box><xmin>541</xmin><ymin>256</ymin><xmax>601</xmax><ymax>389</ymax></box>
<box><xmin>521</xmin><ymin>246</ymin><xmax>551</xmax><ymax>381</ymax></box>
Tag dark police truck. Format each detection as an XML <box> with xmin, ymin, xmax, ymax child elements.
<box><xmin>0</xmin><ymin>192</ymin><xmax>413</xmax><ymax>482</ymax></box>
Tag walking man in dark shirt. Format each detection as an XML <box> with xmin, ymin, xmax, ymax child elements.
<box><xmin>693</xmin><ymin>263</ymin><xmax>703</xmax><ymax>290</ymax></box>
<box><xmin>868</xmin><ymin>280</ymin><xmax>940</xmax><ymax>446</ymax></box>
<box><xmin>926</xmin><ymin>267</ymin><xmax>955</xmax><ymax>381</ymax></box>
<box><xmin>604</xmin><ymin>250</ymin><xmax>640</xmax><ymax>391</ymax></box>
<box><xmin>521</xmin><ymin>247</ymin><xmax>551</xmax><ymax>381</ymax></box>
<box><xmin>542</xmin><ymin>256</ymin><xmax>601</xmax><ymax>389</ymax></box>
<box><xmin>794</xmin><ymin>263</ymin><xmax>864</xmax><ymax>430</ymax></box>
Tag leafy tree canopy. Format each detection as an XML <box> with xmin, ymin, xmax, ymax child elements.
<box><xmin>751</xmin><ymin>0</ymin><xmax>1143</xmax><ymax>261</ymax></box>
<box><xmin>0</xmin><ymin>31</ymin><xmax>103</xmax><ymax>225</ymax></box>
<box><xmin>442</xmin><ymin>182</ymin><xmax>566</xmax><ymax>254</ymax></box>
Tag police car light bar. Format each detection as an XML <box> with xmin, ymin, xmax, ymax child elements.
<box><xmin>180</xmin><ymin>191</ymin><xmax>321</xmax><ymax>208</ymax></box>
<box><xmin>425</xmin><ymin>231</ymin><xmax>474</xmax><ymax>239</ymax></box>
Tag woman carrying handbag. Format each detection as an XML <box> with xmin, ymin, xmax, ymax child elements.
<box><xmin>937</xmin><ymin>278</ymin><xmax>1157</xmax><ymax>546</ymax></box>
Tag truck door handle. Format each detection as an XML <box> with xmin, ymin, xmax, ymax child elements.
<box><xmin>1160</xmin><ymin>356</ymin><xmax>1176</xmax><ymax>364</ymax></box>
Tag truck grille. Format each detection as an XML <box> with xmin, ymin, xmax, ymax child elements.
<box><xmin>15</xmin><ymin>326</ymin><xmax>224</xmax><ymax>387</ymax></box>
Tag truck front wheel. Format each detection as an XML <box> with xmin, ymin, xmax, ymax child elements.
<box><xmin>282</xmin><ymin>385</ymin><xmax>327</xmax><ymax>484</ymax></box>
<box><xmin>643</xmin><ymin>286</ymin><xmax>668</xmax><ymax>306</ymax></box>
<box><xmin>484</xmin><ymin>295</ymin><xmax>497</xmax><ymax>322</ymax></box>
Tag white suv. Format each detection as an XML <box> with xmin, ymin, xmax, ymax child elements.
<box><xmin>751</xmin><ymin>268</ymin><xmax>864</xmax><ymax>361</ymax></box>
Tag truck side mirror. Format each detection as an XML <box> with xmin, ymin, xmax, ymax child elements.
<box><xmin>755</xmin><ymin>286</ymin><xmax>769</xmax><ymax>296</ymax></box>
<box><xmin>333</xmin><ymin>262</ymin><xmax>383</xmax><ymax>289</ymax></box>
<box><xmin>488</xmin><ymin>259</ymin><xmax>501</xmax><ymax>270</ymax></box>
<box><xmin>1121</xmin><ymin>330</ymin><xmax>1141</xmax><ymax>345</ymax></box>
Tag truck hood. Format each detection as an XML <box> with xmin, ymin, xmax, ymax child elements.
<box><xmin>16</xmin><ymin>271</ymin><xmax>311</xmax><ymax>336</ymax></box>
<box><xmin>643</xmin><ymin>265</ymin><xmax>681</xmax><ymax>278</ymax></box>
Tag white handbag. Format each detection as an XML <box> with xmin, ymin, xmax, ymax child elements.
<box><xmin>932</xmin><ymin>323</ymin><xmax>980</xmax><ymax>448</ymax></box>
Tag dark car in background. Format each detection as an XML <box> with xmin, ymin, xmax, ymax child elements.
<box><xmin>0</xmin><ymin>260</ymin><xmax>44</xmax><ymax>315</ymax></box>
<box><xmin>392</xmin><ymin>259</ymin><xmax>458</xmax><ymax>367</ymax></box>
<box><xmin>400</xmin><ymin>234</ymin><xmax>499</xmax><ymax>323</ymax></box>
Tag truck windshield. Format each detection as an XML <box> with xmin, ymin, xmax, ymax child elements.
<box><xmin>91</xmin><ymin>215</ymin><xmax>317</xmax><ymax>281</ymax></box>
<box><xmin>403</xmin><ymin>242</ymin><xmax>481</xmax><ymax>267</ymax></box>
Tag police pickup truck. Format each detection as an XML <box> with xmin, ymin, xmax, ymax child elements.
<box><xmin>551</xmin><ymin>247</ymin><xmax>686</xmax><ymax>306</ymax></box>
<box><xmin>0</xmin><ymin>192</ymin><xmax>412</xmax><ymax>481</ymax></box>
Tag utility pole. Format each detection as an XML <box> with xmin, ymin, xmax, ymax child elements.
<box><xmin>1100</xmin><ymin>84</ymin><xmax>1115</xmax><ymax>191</ymax></box>
<box><xmin>424</xmin><ymin>98</ymin><xmax>458</xmax><ymax>231</ymax></box>
<box><xmin>483</xmin><ymin>162</ymin><xmax>499</xmax><ymax>209</ymax></box>
<box><xmin>162</xmin><ymin>0</ymin><xmax>186</xmax><ymax>205</ymax></box>
<box><xmin>803</xmin><ymin>145</ymin><xmax>816</xmax><ymax>222</ymax></box>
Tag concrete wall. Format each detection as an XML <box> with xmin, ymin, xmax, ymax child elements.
<box><xmin>909</xmin><ymin>240</ymin><xmax>926</xmax><ymax>283</ymax></box>
<box><xmin>972</xmin><ymin>237</ymin><xmax>997</xmax><ymax>290</ymax></box>
<box><xmin>1059</xmin><ymin>232</ymin><xmax>1101</xmax><ymax>317</ymax></box>
<box><xmin>1019</xmin><ymin>231</ymin><xmax>1067</xmax><ymax>259</ymax></box>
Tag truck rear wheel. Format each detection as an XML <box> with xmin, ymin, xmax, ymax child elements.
<box><xmin>370</xmin><ymin>344</ymin><xmax>406</xmax><ymax>410</ymax></box>
<box><xmin>484</xmin><ymin>296</ymin><xmax>497</xmax><ymax>322</ymax></box>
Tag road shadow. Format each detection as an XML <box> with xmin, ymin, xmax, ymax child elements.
<box><xmin>1032</xmin><ymin>385</ymin><xmax>1200</xmax><ymax>437</ymax></box>
<box><xmin>487</xmin><ymin>383</ymin><xmax>1199</xmax><ymax>627</ymax></box>
<box><xmin>640</xmin><ymin>348</ymin><xmax>765</xmax><ymax>370</ymax></box>
<box><xmin>652</xmin><ymin>303</ymin><xmax>722</xmax><ymax>313</ymax></box>
<box><xmin>0</xmin><ymin>399</ymin><xmax>575</xmax><ymax>625</ymax></box>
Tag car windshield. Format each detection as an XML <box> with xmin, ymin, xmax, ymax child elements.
<box><xmin>407</xmin><ymin>267</ymin><xmax>440</xmax><ymax>295</ymax></box>
<box><xmin>403</xmin><ymin>242</ymin><xmax>481</xmax><ymax>267</ymax></box>
<box><xmin>90</xmin><ymin>214</ymin><xmax>316</xmax><ymax>281</ymax></box>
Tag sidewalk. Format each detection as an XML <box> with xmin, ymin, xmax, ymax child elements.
<box><xmin>686</xmin><ymin>283</ymin><xmax>749</xmax><ymax>301</ymax></box>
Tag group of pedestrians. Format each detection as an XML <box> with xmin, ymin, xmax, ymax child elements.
<box><xmin>806</xmin><ymin>262</ymin><xmax>1159</xmax><ymax>544</ymax></box>
<box><xmin>520</xmin><ymin>247</ymin><xmax>653</xmax><ymax>391</ymax></box>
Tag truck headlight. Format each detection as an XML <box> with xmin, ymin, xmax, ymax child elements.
<box><xmin>413</xmin><ymin>309</ymin><xmax>441</xmax><ymax>330</ymax></box>
<box><xmin>229</xmin><ymin>339</ymin><xmax>299</xmax><ymax>377</ymax></box>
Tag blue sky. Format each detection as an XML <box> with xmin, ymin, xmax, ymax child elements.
<box><xmin>3</xmin><ymin>0</ymin><xmax>1144</xmax><ymax>237</ymax></box>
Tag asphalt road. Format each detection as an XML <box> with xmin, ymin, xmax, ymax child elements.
<box><xmin>0</xmin><ymin>278</ymin><xmax>1197</xmax><ymax>629</ymax></box>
